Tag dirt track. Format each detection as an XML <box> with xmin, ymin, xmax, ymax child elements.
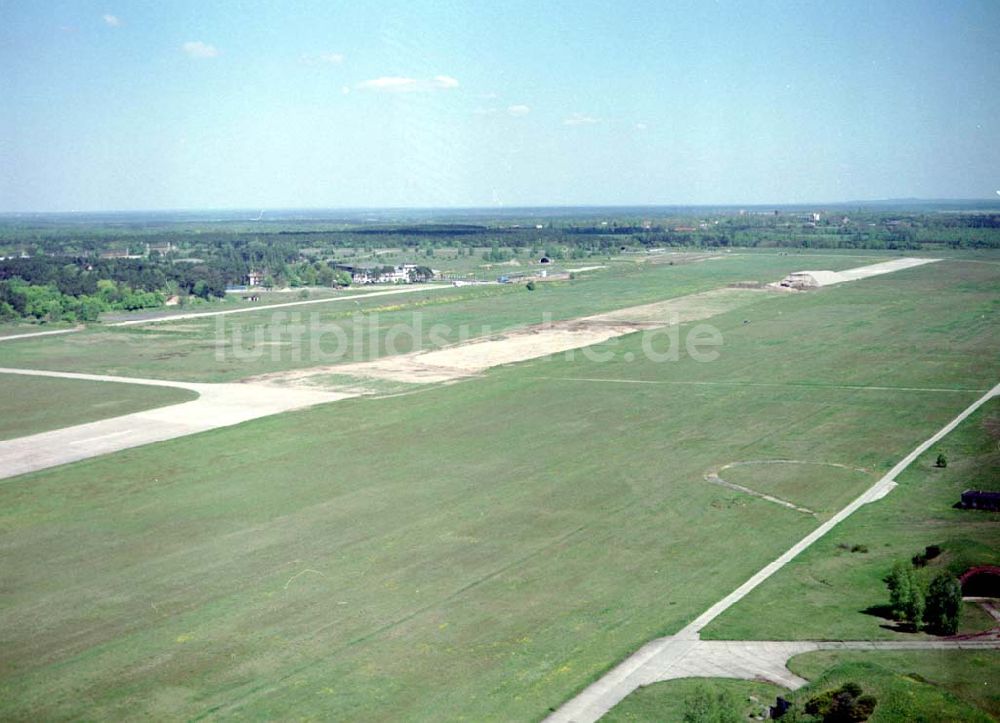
<box><xmin>249</xmin><ymin>288</ymin><xmax>768</xmax><ymax>387</ymax></box>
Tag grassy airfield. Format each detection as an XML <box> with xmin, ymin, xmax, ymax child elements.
<box><xmin>0</xmin><ymin>254</ymin><xmax>997</xmax><ymax>720</ymax></box>
<box><xmin>0</xmin><ymin>374</ymin><xmax>196</xmax><ymax>440</ymax></box>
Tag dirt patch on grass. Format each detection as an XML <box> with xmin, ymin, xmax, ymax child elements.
<box><xmin>705</xmin><ymin>460</ymin><xmax>873</xmax><ymax>518</ymax></box>
<box><xmin>247</xmin><ymin>287</ymin><xmax>768</xmax><ymax>387</ymax></box>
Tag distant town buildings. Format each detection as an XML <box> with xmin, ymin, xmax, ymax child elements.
<box><xmin>99</xmin><ymin>248</ymin><xmax>143</xmax><ymax>260</ymax></box>
<box><xmin>336</xmin><ymin>263</ymin><xmax>433</xmax><ymax>284</ymax></box>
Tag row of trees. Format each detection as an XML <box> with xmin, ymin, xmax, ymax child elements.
<box><xmin>0</xmin><ymin>257</ymin><xmax>228</xmax><ymax>300</ymax></box>
<box><xmin>4</xmin><ymin>210</ymin><xmax>999</xmax><ymax>260</ymax></box>
<box><xmin>0</xmin><ymin>278</ymin><xmax>164</xmax><ymax>322</ymax></box>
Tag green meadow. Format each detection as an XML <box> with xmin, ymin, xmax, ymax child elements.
<box><xmin>786</xmin><ymin>649</ymin><xmax>1000</xmax><ymax>721</ymax></box>
<box><xmin>702</xmin><ymin>394</ymin><xmax>1000</xmax><ymax>642</ymax></box>
<box><xmin>0</xmin><ymin>373</ymin><xmax>196</xmax><ymax>440</ymax></box>
<box><xmin>0</xmin><ymin>256</ymin><xmax>997</xmax><ymax>719</ymax></box>
<box><xmin>601</xmin><ymin>678</ymin><xmax>786</xmax><ymax>722</ymax></box>
<box><xmin>0</xmin><ymin>251</ymin><xmax>875</xmax><ymax>382</ymax></box>
<box><xmin>605</xmin><ymin>650</ymin><xmax>998</xmax><ymax>722</ymax></box>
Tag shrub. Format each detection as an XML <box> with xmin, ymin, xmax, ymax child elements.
<box><xmin>804</xmin><ymin>683</ymin><xmax>877</xmax><ymax>722</ymax></box>
<box><xmin>526</xmin><ymin>281</ymin><xmax>536</xmax><ymax>291</ymax></box>
<box><xmin>912</xmin><ymin>544</ymin><xmax>942</xmax><ymax>568</ymax></box>
<box><xmin>924</xmin><ymin>571</ymin><xmax>962</xmax><ymax>635</ymax></box>
<box><xmin>682</xmin><ymin>685</ymin><xmax>740</xmax><ymax>723</ymax></box>
<box><xmin>935</xmin><ymin>453</ymin><xmax>947</xmax><ymax>468</ymax></box>
<box><xmin>886</xmin><ymin>560</ymin><xmax>924</xmax><ymax>628</ymax></box>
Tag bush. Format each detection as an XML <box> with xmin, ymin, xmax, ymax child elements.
<box><xmin>526</xmin><ymin>281</ymin><xmax>536</xmax><ymax>291</ymax></box>
<box><xmin>804</xmin><ymin>682</ymin><xmax>877</xmax><ymax>722</ymax></box>
<box><xmin>924</xmin><ymin>572</ymin><xmax>962</xmax><ymax>635</ymax></box>
<box><xmin>912</xmin><ymin>544</ymin><xmax>943</xmax><ymax>568</ymax></box>
<box><xmin>935</xmin><ymin>453</ymin><xmax>947</xmax><ymax>468</ymax></box>
<box><xmin>682</xmin><ymin>685</ymin><xmax>740</xmax><ymax>723</ymax></box>
<box><xmin>886</xmin><ymin>560</ymin><xmax>924</xmax><ymax>629</ymax></box>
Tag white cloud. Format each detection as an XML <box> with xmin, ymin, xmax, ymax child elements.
<box><xmin>102</xmin><ymin>14</ymin><xmax>121</xmax><ymax>27</ymax></box>
<box><xmin>182</xmin><ymin>41</ymin><xmax>220</xmax><ymax>59</ymax></box>
<box><xmin>302</xmin><ymin>51</ymin><xmax>345</xmax><ymax>65</ymax></box>
<box><xmin>355</xmin><ymin>75</ymin><xmax>460</xmax><ymax>93</ymax></box>
<box><xmin>507</xmin><ymin>104</ymin><xmax>530</xmax><ymax>116</ymax></box>
<box><xmin>433</xmin><ymin>75</ymin><xmax>459</xmax><ymax>89</ymax></box>
<box><xmin>356</xmin><ymin>76</ymin><xmax>419</xmax><ymax>91</ymax></box>
<box><xmin>563</xmin><ymin>113</ymin><xmax>599</xmax><ymax>126</ymax></box>
<box><xmin>634</xmin><ymin>122</ymin><xmax>648</xmax><ymax>130</ymax></box>
<box><xmin>473</xmin><ymin>107</ymin><xmax>498</xmax><ymax>116</ymax></box>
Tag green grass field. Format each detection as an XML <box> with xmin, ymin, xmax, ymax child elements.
<box><xmin>0</xmin><ymin>373</ymin><xmax>196</xmax><ymax>440</ymax></box>
<box><xmin>714</xmin><ymin>461</ymin><xmax>875</xmax><ymax>518</ymax></box>
<box><xmin>0</xmin><ymin>322</ymin><xmax>78</xmax><ymax>337</ymax></box>
<box><xmin>0</xmin><ymin>254</ymin><xmax>997</xmax><ymax>719</ymax></box>
<box><xmin>600</xmin><ymin>678</ymin><xmax>786</xmax><ymax>722</ymax></box>
<box><xmin>0</xmin><ymin>251</ymin><xmax>879</xmax><ymax>382</ymax></box>
<box><xmin>702</xmin><ymin>396</ymin><xmax>1000</xmax><ymax>642</ymax></box>
<box><xmin>603</xmin><ymin>650</ymin><xmax>998</xmax><ymax>722</ymax></box>
<box><xmin>786</xmin><ymin>650</ymin><xmax>999</xmax><ymax>721</ymax></box>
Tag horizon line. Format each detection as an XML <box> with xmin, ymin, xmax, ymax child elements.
<box><xmin>3</xmin><ymin>196</ymin><xmax>1000</xmax><ymax>217</ymax></box>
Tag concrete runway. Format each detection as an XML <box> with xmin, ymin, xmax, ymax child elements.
<box><xmin>0</xmin><ymin>367</ymin><xmax>353</xmax><ymax>480</ymax></box>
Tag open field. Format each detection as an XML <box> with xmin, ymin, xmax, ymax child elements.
<box><xmin>0</xmin><ymin>256</ymin><xmax>997</xmax><ymax>720</ymax></box>
<box><xmin>787</xmin><ymin>649</ymin><xmax>1000</xmax><ymax>720</ymax></box>
<box><xmin>0</xmin><ymin>373</ymin><xmax>196</xmax><ymax>440</ymax></box>
<box><xmin>711</xmin><ymin>461</ymin><xmax>875</xmax><ymax>518</ymax></box>
<box><xmin>106</xmin><ymin>284</ymin><xmax>442</xmax><ymax>326</ymax></box>
<box><xmin>789</xmin><ymin>650</ymin><xmax>1000</xmax><ymax>723</ymax></box>
<box><xmin>258</xmin><ymin>287</ymin><xmax>769</xmax><ymax>386</ymax></box>
<box><xmin>603</xmin><ymin>649</ymin><xmax>999</xmax><ymax>721</ymax></box>
<box><xmin>600</xmin><ymin>677</ymin><xmax>786</xmax><ymax>722</ymax></box>
<box><xmin>0</xmin><ymin>252</ymin><xmax>876</xmax><ymax>382</ymax></box>
<box><xmin>0</xmin><ymin>323</ymin><xmax>82</xmax><ymax>340</ymax></box>
<box><xmin>702</xmin><ymin>397</ymin><xmax>1000</xmax><ymax>641</ymax></box>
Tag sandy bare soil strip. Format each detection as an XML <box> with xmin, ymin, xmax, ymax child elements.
<box><xmin>545</xmin><ymin>381</ymin><xmax>1000</xmax><ymax>723</ymax></box>
<box><xmin>109</xmin><ymin>284</ymin><xmax>448</xmax><ymax>327</ymax></box>
<box><xmin>0</xmin><ymin>368</ymin><xmax>350</xmax><ymax>480</ymax></box>
<box><xmin>250</xmin><ymin>288</ymin><xmax>769</xmax><ymax>387</ymax></box>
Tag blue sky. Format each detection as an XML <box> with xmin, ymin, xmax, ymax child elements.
<box><xmin>2</xmin><ymin>0</ymin><xmax>999</xmax><ymax>211</ymax></box>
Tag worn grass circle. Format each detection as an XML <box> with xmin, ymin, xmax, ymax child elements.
<box><xmin>710</xmin><ymin>460</ymin><xmax>874</xmax><ymax>517</ymax></box>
